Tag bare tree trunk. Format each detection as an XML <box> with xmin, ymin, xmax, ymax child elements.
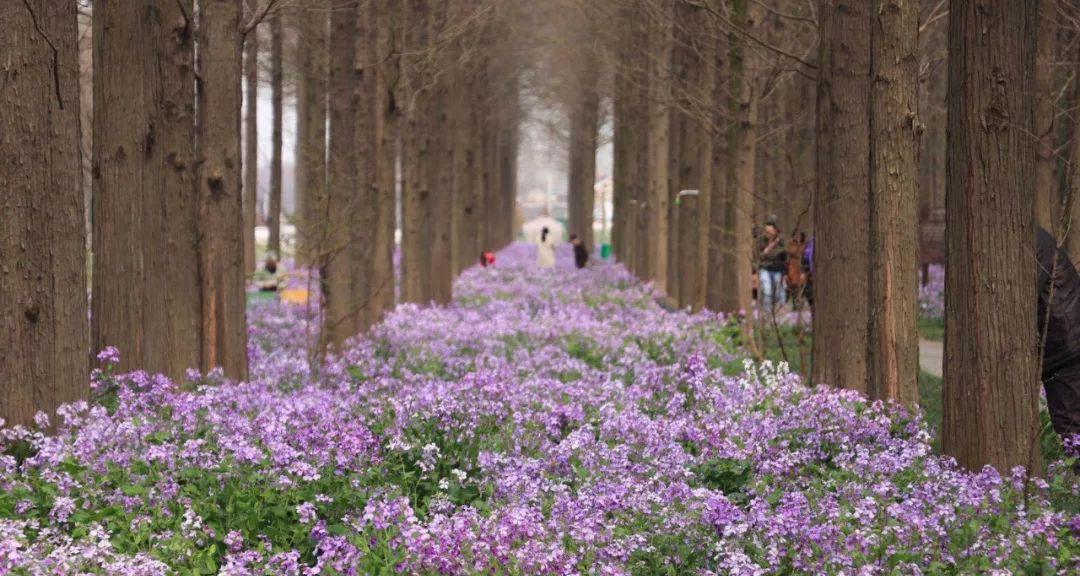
<box><xmin>812</xmin><ymin>0</ymin><xmax>870</xmax><ymax>392</ymax></box>
<box><xmin>268</xmin><ymin>12</ymin><xmax>284</xmax><ymax>259</ymax></box>
<box><xmin>91</xmin><ymin>0</ymin><xmax>200</xmax><ymax>379</ymax></box>
<box><xmin>672</xmin><ymin>0</ymin><xmax>714</xmax><ymax>311</ymax></box>
<box><xmin>296</xmin><ymin>0</ymin><xmax>328</xmax><ymax>268</ymax></box>
<box><xmin>707</xmin><ymin>22</ymin><xmax>730</xmax><ymax>311</ymax></box>
<box><xmin>568</xmin><ymin>54</ymin><xmax>600</xmax><ymax>251</ymax></box>
<box><xmin>1</xmin><ymin>0</ymin><xmax>87</xmax><ymax>427</ymax></box>
<box><xmin>322</xmin><ymin>0</ymin><xmax>361</xmax><ymax>347</ymax></box>
<box><xmin>645</xmin><ymin>2</ymin><xmax>673</xmax><ymax>293</ymax></box>
<box><xmin>400</xmin><ymin>0</ymin><xmax>432</xmax><ymax>304</ymax></box>
<box><xmin>428</xmin><ymin>1</ymin><xmax>454</xmax><ymax>304</ymax></box>
<box><xmin>867</xmin><ymin>0</ymin><xmax>920</xmax><ymax>407</ymax></box>
<box><xmin>352</xmin><ymin>3</ymin><xmax>377</xmax><ymax>331</ymax></box>
<box><xmin>161</xmin><ymin>0</ymin><xmax>202</xmax><ymax>378</ymax></box>
<box><xmin>1034</xmin><ymin>0</ymin><xmax>1057</xmax><ymax>231</ymax></box>
<box><xmin>370</xmin><ymin>0</ymin><xmax>399</xmax><ymax>323</ymax></box>
<box><xmin>244</xmin><ymin>20</ymin><xmax>259</xmax><ymax>273</ymax></box>
<box><xmin>197</xmin><ymin>0</ymin><xmax>248</xmax><ymax>380</ymax></box>
<box><xmin>719</xmin><ymin>0</ymin><xmax>755</xmax><ymax>315</ymax></box>
<box><xmin>943</xmin><ymin>0</ymin><xmax>1041</xmax><ymax>473</ymax></box>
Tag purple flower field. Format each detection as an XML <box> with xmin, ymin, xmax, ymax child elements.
<box><xmin>1</xmin><ymin>245</ymin><xmax>1077</xmax><ymax>574</ymax></box>
<box><xmin>919</xmin><ymin>265</ymin><xmax>945</xmax><ymax>322</ymax></box>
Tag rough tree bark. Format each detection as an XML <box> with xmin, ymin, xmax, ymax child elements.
<box><xmin>92</xmin><ymin>0</ymin><xmax>200</xmax><ymax>379</ymax></box>
<box><xmin>1034</xmin><ymin>0</ymin><xmax>1057</xmax><ymax>232</ymax></box>
<box><xmin>943</xmin><ymin>0</ymin><xmax>1041</xmax><ymax>473</ymax></box>
<box><xmin>1</xmin><ymin>0</ymin><xmax>87</xmax><ymax>427</ymax></box>
<box><xmin>568</xmin><ymin>53</ymin><xmax>600</xmax><ymax>251</ymax></box>
<box><xmin>706</xmin><ymin>17</ymin><xmax>730</xmax><ymax>311</ymax></box>
<box><xmin>400</xmin><ymin>0</ymin><xmax>433</xmax><ymax>304</ymax></box>
<box><xmin>867</xmin><ymin>0</ymin><xmax>920</xmax><ymax>407</ymax></box>
<box><xmin>244</xmin><ymin>20</ymin><xmax>259</xmax><ymax>273</ymax></box>
<box><xmin>268</xmin><ymin>11</ymin><xmax>284</xmax><ymax>259</ymax></box>
<box><xmin>296</xmin><ymin>0</ymin><xmax>328</xmax><ymax>268</ymax></box>
<box><xmin>673</xmin><ymin>0</ymin><xmax>714</xmax><ymax>311</ymax></box>
<box><xmin>370</xmin><ymin>0</ymin><xmax>399</xmax><ymax>323</ymax></box>
<box><xmin>812</xmin><ymin>0</ymin><xmax>870</xmax><ymax>392</ymax></box>
<box><xmin>197</xmin><ymin>0</ymin><xmax>248</xmax><ymax>380</ymax></box>
<box><xmin>351</xmin><ymin>2</ymin><xmax>377</xmax><ymax>332</ymax></box>
<box><xmin>428</xmin><ymin>1</ymin><xmax>454</xmax><ymax>305</ymax></box>
<box><xmin>322</xmin><ymin>0</ymin><xmax>361</xmax><ymax>347</ymax></box>
<box><xmin>719</xmin><ymin>0</ymin><xmax>755</xmax><ymax>315</ymax></box>
<box><xmin>645</xmin><ymin>1</ymin><xmax>673</xmax><ymax>293</ymax></box>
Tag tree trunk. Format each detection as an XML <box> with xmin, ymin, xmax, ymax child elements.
<box><xmin>719</xmin><ymin>0</ymin><xmax>756</xmax><ymax>316</ymax></box>
<box><xmin>812</xmin><ymin>0</ymin><xmax>870</xmax><ymax>392</ymax></box>
<box><xmin>943</xmin><ymin>0</ymin><xmax>1041</xmax><ymax>473</ymax></box>
<box><xmin>352</xmin><ymin>2</ymin><xmax>377</xmax><ymax>332</ymax></box>
<box><xmin>672</xmin><ymin>0</ymin><xmax>714</xmax><ymax>311</ymax></box>
<box><xmin>244</xmin><ymin>20</ymin><xmax>259</xmax><ymax>273</ymax></box>
<box><xmin>568</xmin><ymin>54</ymin><xmax>600</xmax><ymax>252</ymax></box>
<box><xmin>268</xmin><ymin>12</ymin><xmax>284</xmax><ymax>259</ymax></box>
<box><xmin>1034</xmin><ymin>0</ymin><xmax>1057</xmax><ymax>232</ymax></box>
<box><xmin>645</xmin><ymin>2</ymin><xmax>673</xmax><ymax>293</ymax></box>
<box><xmin>160</xmin><ymin>0</ymin><xmax>202</xmax><ymax>379</ymax></box>
<box><xmin>400</xmin><ymin>0</ymin><xmax>432</xmax><ymax>305</ymax></box>
<box><xmin>867</xmin><ymin>0</ymin><xmax>920</xmax><ymax>407</ymax></box>
<box><xmin>322</xmin><ymin>0</ymin><xmax>361</xmax><ymax>347</ymax></box>
<box><xmin>707</xmin><ymin>22</ymin><xmax>730</xmax><ymax>311</ymax></box>
<box><xmin>371</xmin><ymin>0</ymin><xmax>399</xmax><ymax>323</ymax></box>
<box><xmin>0</xmin><ymin>0</ymin><xmax>87</xmax><ymax>427</ymax></box>
<box><xmin>92</xmin><ymin>0</ymin><xmax>200</xmax><ymax>380</ymax></box>
<box><xmin>197</xmin><ymin>0</ymin><xmax>248</xmax><ymax>380</ymax></box>
<box><xmin>295</xmin><ymin>0</ymin><xmax>328</xmax><ymax>268</ymax></box>
<box><xmin>427</xmin><ymin>2</ymin><xmax>453</xmax><ymax>305</ymax></box>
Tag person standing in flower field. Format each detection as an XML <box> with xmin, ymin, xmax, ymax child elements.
<box><xmin>570</xmin><ymin>233</ymin><xmax>589</xmax><ymax>269</ymax></box>
<box><xmin>757</xmin><ymin>221</ymin><xmax>787</xmax><ymax>309</ymax></box>
<box><xmin>537</xmin><ymin>227</ymin><xmax>556</xmax><ymax>269</ymax></box>
<box><xmin>1036</xmin><ymin>227</ymin><xmax>1080</xmax><ymax>455</ymax></box>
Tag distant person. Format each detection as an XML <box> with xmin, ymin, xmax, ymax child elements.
<box><xmin>479</xmin><ymin>251</ymin><xmax>496</xmax><ymax>267</ymax></box>
<box><xmin>537</xmin><ymin>227</ymin><xmax>556</xmax><ymax>269</ymax></box>
<box><xmin>256</xmin><ymin>254</ymin><xmax>283</xmax><ymax>292</ymax></box>
<box><xmin>1036</xmin><ymin>227</ymin><xmax>1080</xmax><ymax>449</ymax></box>
<box><xmin>570</xmin><ymin>234</ymin><xmax>589</xmax><ymax>269</ymax></box>
<box><xmin>786</xmin><ymin>231</ymin><xmax>808</xmax><ymax>304</ymax></box>
<box><xmin>802</xmin><ymin>236</ymin><xmax>815</xmax><ymax>308</ymax></box>
<box><xmin>757</xmin><ymin>222</ymin><xmax>787</xmax><ymax>308</ymax></box>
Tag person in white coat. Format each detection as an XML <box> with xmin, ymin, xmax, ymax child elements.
<box><xmin>537</xmin><ymin>227</ymin><xmax>556</xmax><ymax>269</ymax></box>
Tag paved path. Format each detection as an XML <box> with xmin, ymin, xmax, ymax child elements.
<box><xmin>919</xmin><ymin>339</ymin><xmax>943</xmax><ymax>378</ymax></box>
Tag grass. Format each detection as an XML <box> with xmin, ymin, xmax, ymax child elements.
<box><xmin>918</xmin><ymin>318</ymin><xmax>944</xmax><ymax>342</ymax></box>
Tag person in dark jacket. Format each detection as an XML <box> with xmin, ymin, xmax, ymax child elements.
<box><xmin>1036</xmin><ymin>227</ymin><xmax>1080</xmax><ymax>449</ymax></box>
<box><xmin>570</xmin><ymin>234</ymin><xmax>589</xmax><ymax>269</ymax></box>
<box><xmin>757</xmin><ymin>222</ymin><xmax>787</xmax><ymax>309</ymax></box>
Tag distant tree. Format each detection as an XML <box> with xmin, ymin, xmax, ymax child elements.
<box><xmin>0</xmin><ymin>0</ymin><xmax>88</xmax><ymax>427</ymax></box>
<box><xmin>567</xmin><ymin>50</ymin><xmax>600</xmax><ymax>252</ymax></box>
<box><xmin>645</xmin><ymin>1</ymin><xmax>673</xmax><ymax>293</ymax></box>
<box><xmin>295</xmin><ymin>0</ymin><xmax>328</xmax><ymax>268</ymax></box>
<box><xmin>370</xmin><ymin>0</ymin><xmax>399</xmax><ymax>322</ymax></box>
<box><xmin>268</xmin><ymin>11</ymin><xmax>284</xmax><ymax>259</ymax></box>
<box><xmin>322</xmin><ymin>0</ymin><xmax>362</xmax><ymax>347</ymax></box>
<box><xmin>244</xmin><ymin>19</ymin><xmax>259</xmax><ymax>274</ymax></box>
<box><xmin>719</xmin><ymin>0</ymin><xmax>756</xmax><ymax>316</ymax></box>
<box><xmin>400</xmin><ymin>0</ymin><xmax>434</xmax><ymax>304</ymax></box>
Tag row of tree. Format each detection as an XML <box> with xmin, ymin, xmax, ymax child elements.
<box><xmin>558</xmin><ymin>0</ymin><xmax>1062</xmax><ymax>473</ymax></box>
<box><xmin>1</xmin><ymin>0</ymin><xmax>521</xmax><ymax>428</ymax></box>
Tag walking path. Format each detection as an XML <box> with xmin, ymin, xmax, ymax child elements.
<box><xmin>920</xmin><ymin>338</ymin><xmax>943</xmax><ymax>378</ymax></box>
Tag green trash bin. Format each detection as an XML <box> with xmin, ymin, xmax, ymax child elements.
<box><xmin>600</xmin><ymin>243</ymin><xmax>612</xmax><ymax>260</ymax></box>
